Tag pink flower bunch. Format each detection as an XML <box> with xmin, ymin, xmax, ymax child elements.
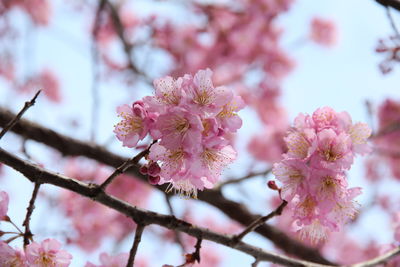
<box><xmin>272</xmin><ymin>107</ymin><xmax>371</xmax><ymax>243</ymax></box>
<box><xmin>393</xmin><ymin>212</ymin><xmax>400</xmax><ymax>242</ymax></box>
<box><xmin>114</xmin><ymin>69</ymin><xmax>244</xmax><ymax>197</ymax></box>
<box><xmin>0</xmin><ymin>190</ymin><xmax>9</xmax><ymax>220</ymax></box>
<box><xmin>309</xmin><ymin>17</ymin><xmax>337</xmax><ymax>47</ymax></box>
<box><xmin>0</xmin><ymin>239</ymin><xmax>72</xmax><ymax>267</ymax></box>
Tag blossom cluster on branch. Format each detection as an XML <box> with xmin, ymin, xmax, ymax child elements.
<box><xmin>114</xmin><ymin>68</ymin><xmax>244</xmax><ymax>197</ymax></box>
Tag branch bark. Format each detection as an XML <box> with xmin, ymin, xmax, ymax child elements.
<box><xmin>376</xmin><ymin>0</ymin><xmax>400</xmax><ymax>12</ymax></box>
<box><xmin>0</xmin><ymin>107</ymin><xmax>334</xmax><ymax>265</ymax></box>
<box><xmin>0</xmin><ymin>147</ymin><xmax>332</xmax><ymax>267</ymax></box>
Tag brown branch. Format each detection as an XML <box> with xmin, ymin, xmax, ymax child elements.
<box><xmin>126</xmin><ymin>224</ymin><xmax>145</xmax><ymax>267</ymax></box>
<box><xmin>22</xmin><ymin>182</ymin><xmax>41</xmax><ymax>247</ymax></box>
<box><xmin>234</xmin><ymin>200</ymin><xmax>288</xmax><ymax>243</ymax></box>
<box><xmin>0</xmin><ymin>108</ymin><xmax>335</xmax><ymax>265</ymax></box>
<box><xmin>376</xmin><ymin>0</ymin><xmax>400</xmax><ymax>12</ymax></box>
<box><xmin>0</xmin><ymin>148</ymin><xmax>332</xmax><ymax>267</ymax></box>
<box><xmin>97</xmin><ymin>140</ymin><xmax>156</xmax><ymax>192</ymax></box>
<box><xmin>386</xmin><ymin>6</ymin><xmax>400</xmax><ymax>37</ymax></box>
<box><xmin>347</xmin><ymin>246</ymin><xmax>400</xmax><ymax>267</ymax></box>
<box><xmin>0</xmin><ymin>90</ymin><xmax>41</xmax><ymax>140</ymax></box>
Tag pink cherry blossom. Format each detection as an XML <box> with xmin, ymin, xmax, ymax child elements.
<box><xmin>309</xmin><ymin>17</ymin><xmax>337</xmax><ymax>47</ymax></box>
<box><xmin>0</xmin><ymin>241</ymin><xmax>26</xmax><ymax>267</ymax></box>
<box><xmin>25</xmin><ymin>239</ymin><xmax>72</xmax><ymax>267</ymax></box>
<box><xmin>114</xmin><ymin>101</ymin><xmax>154</xmax><ymax>148</ymax></box>
<box><xmin>0</xmin><ymin>190</ymin><xmax>9</xmax><ymax>220</ymax></box>
<box><xmin>85</xmin><ymin>252</ymin><xmax>129</xmax><ymax>267</ymax></box>
<box><xmin>272</xmin><ymin>107</ymin><xmax>371</xmax><ymax>243</ymax></box>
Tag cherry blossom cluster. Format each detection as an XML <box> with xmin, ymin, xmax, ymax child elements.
<box><xmin>272</xmin><ymin>107</ymin><xmax>371</xmax><ymax>243</ymax></box>
<box><xmin>0</xmin><ymin>239</ymin><xmax>72</xmax><ymax>267</ymax></box>
<box><xmin>114</xmin><ymin>69</ymin><xmax>244</xmax><ymax>197</ymax></box>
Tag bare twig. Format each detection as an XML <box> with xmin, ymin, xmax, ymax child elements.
<box><xmin>22</xmin><ymin>183</ymin><xmax>41</xmax><ymax>247</ymax></box>
<box><xmin>103</xmin><ymin>0</ymin><xmax>152</xmax><ymax>83</ymax></box>
<box><xmin>165</xmin><ymin>195</ymin><xmax>185</xmax><ymax>251</ymax></box>
<box><xmin>218</xmin><ymin>168</ymin><xmax>272</xmax><ymax>187</ymax></box>
<box><xmin>0</xmin><ymin>108</ymin><xmax>335</xmax><ymax>265</ymax></box>
<box><xmin>0</xmin><ymin>148</ymin><xmax>332</xmax><ymax>267</ymax></box>
<box><xmin>0</xmin><ymin>90</ymin><xmax>41</xmax><ymax>140</ymax></box>
<box><xmin>252</xmin><ymin>258</ymin><xmax>260</xmax><ymax>267</ymax></box>
<box><xmin>386</xmin><ymin>6</ymin><xmax>400</xmax><ymax>36</ymax></box>
<box><xmin>90</xmin><ymin>0</ymin><xmax>106</xmax><ymax>142</ymax></box>
<box><xmin>126</xmin><ymin>224</ymin><xmax>145</xmax><ymax>267</ymax></box>
<box><xmin>234</xmin><ymin>200</ymin><xmax>288</xmax><ymax>243</ymax></box>
<box><xmin>347</xmin><ymin>245</ymin><xmax>400</xmax><ymax>267</ymax></box>
<box><xmin>97</xmin><ymin>140</ymin><xmax>156</xmax><ymax>192</ymax></box>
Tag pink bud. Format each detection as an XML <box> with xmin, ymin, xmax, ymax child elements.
<box><xmin>139</xmin><ymin>166</ymin><xmax>148</xmax><ymax>175</ymax></box>
<box><xmin>148</xmin><ymin>175</ymin><xmax>160</xmax><ymax>185</ymax></box>
<box><xmin>148</xmin><ymin>162</ymin><xmax>161</xmax><ymax>176</ymax></box>
<box><xmin>267</xmin><ymin>180</ymin><xmax>279</xmax><ymax>191</ymax></box>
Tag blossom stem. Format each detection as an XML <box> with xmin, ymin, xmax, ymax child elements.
<box><xmin>97</xmin><ymin>140</ymin><xmax>157</xmax><ymax>192</ymax></box>
<box><xmin>234</xmin><ymin>200</ymin><xmax>288</xmax><ymax>243</ymax></box>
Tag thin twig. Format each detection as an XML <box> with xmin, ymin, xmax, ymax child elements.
<box><xmin>234</xmin><ymin>200</ymin><xmax>288</xmax><ymax>243</ymax></box>
<box><xmin>90</xmin><ymin>0</ymin><xmax>106</xmax><ymax>142</ymax></box>
<box><xmin>252</xmin><ymin>258</ymin><xmax>260</xmax><ymax>267</ymax></box>
<box><xmin>218</xmin><ymin>168</ymin><xmax>272</xmax><ymax>188</ymax></box>
<box><xmin>386</xmin><ymin>6</ymin><xmax>400</xmax><ymax>37</ymax></box>
<box><xmin>22</xmin><ymin>183</ymin><xmax>41</xmax><ymax>247</ymax></box>
<box><xmin>126</xmin><ymin>224</ymin><xmax>145</xmax><ymax>267</ymax></box>
<box><xmin>165</xmin><ymin>195</ymin><xmax>185</xmax><ymax>251</ymax></box>
<box><xmin>0</xmin><ymin>90</ymin><xmax>41</xmax><ymax>140</ymax></box>
<box><xmin>348</xmin><ymin>245</ymin><xmax>400</xmax><ymax>267</ymax></box>
<box><xmin>97</xmin><ymin>140</ymin><xmax>156</xmax><ymax>192</ymax></box>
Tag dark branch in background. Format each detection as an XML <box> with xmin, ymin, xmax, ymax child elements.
<box><xmin>89</xmin><ymin>0</ymin><xmax>106</xmax><ymax>142</ymax></box>
<box><xmin>103</xmin><ymin>0</ymin><xmax>152</xmax><ymax>83</ymax></box>
<box><xmin>217</xmin><ymin>168</ymin><xmax>272</xmax><ymax>188</ymax></box>
<box><xmin>0</xmin><ymin>90</ymin><xmax>41</xmax><ymax>140</ymax></box>
<box><xmin>126</xmin><ymin>224</ymin><xmax>145</xmax><ymax>267</ymax></box>
<box><xmin>0</xmin><ymin>108</ymin><xmax>334</xmax><ymax>265</ymax></box>
<box><xmin>234</xmin><ymin>200</ymin><xmax>288</xmax><ymax>243</ymax></box>
<box><xmin>0</xmin><ymin>148</ymin><xmax>331</xmax><ymax>267</ymax></box>
<box><xmin>376</xmin><ymin>0</ymin><xmax>400</xmax><ymax>12</ymax></box>
<box><xmin>22</xmin><ymin>183</ymin><xmax>41</xmax><ymax>247</ymax></box>
<box><xmin>165</xmin><ymin>194</ymin><xmax>185</xmax><ymax>251</ymax></box>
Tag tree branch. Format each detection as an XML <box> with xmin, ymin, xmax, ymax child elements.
<box><xmin>0</xmin><ymin>91</ymin><xmax>41</xmax><ymax>140</ymax></box>
<box><xmin>0</xmin><ymin>108</ymin><xmax>334</xmax><ymax>265</ymax></box>
<box><xmin>22</xmin><ymin>182</ymin><xmax>41</xmax><ymax>247</ymax></box>
<box><xmin>376</xmin><ymin>0</ymin><xmax>400</xmax><ymax>12</ymax></box>
<box><xmin>234</xmin><ymin>200</ymin><xmax>288</xmax><ymax>243</ymax></box>
<box><xmin>126</xmin><ymin>224</ymin><xmax>145</xmax><ymax>267</ymax></box>
<box><xmin>347</xmin><ymin>245</ymin><xmax>400</xmax><ymax>267</ymax></box>
<box><xmin>0</xmin><ymin>147</ymin><xmax>332</xmax><ymax>267</ymax></box>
